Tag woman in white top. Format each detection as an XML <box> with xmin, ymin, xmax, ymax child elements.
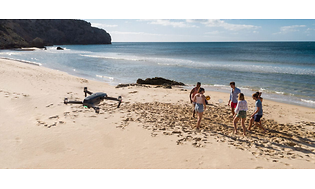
<box><xmin>233</xmin><ymin>93</ymin><xmax>248</xmax><ymax>136</ymax></box>
<box><xmin>193</xmin><ymin>88</ymin><xmax>207</xmax><ymax>129</ymax></box>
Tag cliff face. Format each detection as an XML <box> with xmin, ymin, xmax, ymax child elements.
<box><xmin>0</xmin><ymin>19</ymin><xmax>111</xmax><ymax>49</ymax></box>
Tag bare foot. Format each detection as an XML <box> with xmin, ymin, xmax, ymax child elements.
<box><xmin>262</xmin><ymin>129</ymin><xmax>267</xmax><ymax>133</ymax></box>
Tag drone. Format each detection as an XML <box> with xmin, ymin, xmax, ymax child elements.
<box><xmin>64</xmin><ymin>87</ymin><xmax>122</xmax><ymax>113</ymax></box>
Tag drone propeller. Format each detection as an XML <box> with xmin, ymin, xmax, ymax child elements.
<box><xmin>64</xmin><ymin>98</ymin><xmax>82</xmax><ymax>105</ymax></box>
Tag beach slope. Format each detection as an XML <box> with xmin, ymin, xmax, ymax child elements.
<box><xmin>1</xmin><ymin>58</ymin><xmax>315</xmax><ymax>169</ymax></box>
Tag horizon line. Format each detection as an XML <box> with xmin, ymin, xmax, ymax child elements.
<box><xmin>111</xmin><ymin>40</ymin><xmax>315</xmax><ymax>43</ymax></box>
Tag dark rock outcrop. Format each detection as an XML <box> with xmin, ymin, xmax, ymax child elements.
<box><xmin>137</xmin><ymin>77</ymin><xmax>185</xmax><ymax>86</ymax></box>
<box><xmin>136</xmin><ymin>77</ymin><xmax>185</xmax><ymax>86</ymax></box>
<box><xmin>0</xmin><ymin>19</ymin><xmax>111</xmax><ymax>49</ymax></box>
<box><xmin>116</xmin><ymin>77</ymin><xmax>185</xmax><ymax>89</ymax></box>
<box><xmin>56</xmin><ymin>46</ymin><xmax>64</xmax><ymax>50</ymax></box>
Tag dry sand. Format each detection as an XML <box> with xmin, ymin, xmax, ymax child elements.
<box><xmin>1</xmin><ymin>58</ymin><xmax>315</xmax><ymax>169</ymax></box>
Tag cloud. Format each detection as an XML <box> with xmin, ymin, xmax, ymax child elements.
<box><xmin>306</xmin><ymin>28</ymin><xmax>315</xmax><ymax>32</ymax></box>
<box><xmin>280</xmin><ymin>25</ymin><xmax>306</xmax><ymax>32</ymax></box>
<box><xmin>91</xmin><ymin>23</ymin><xmax>118</xmax><ymax>28</ymax></box>
<box><xmin>148</xmin><ymin>19</ymin><xmax>198</xmax><ymax>28</ymax></box>
<box><xmin>273</xmin><ymin>25</ymin><xmax>306</xmax><ymax>35</ymax></box>
<box><xmin>187</xmin><ymin>19</ymin><xmax>260</xmax><ymax>31</ymax></box>
<box><xmin>305</xmin><ymin>28</ymin><xmax>315</xmax><ymax>36</ymax></box>
<box><xmin>110</xmin><ymin>31</ymin><xmax>163</xmax><ymax>36</ymax></box>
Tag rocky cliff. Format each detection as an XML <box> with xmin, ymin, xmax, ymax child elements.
<box><xmin>0</xmin><ymin>19</ymin><xmax>111</xmax><ymax>49</ymax></box>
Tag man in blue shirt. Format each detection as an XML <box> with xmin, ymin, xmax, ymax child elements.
<box><xmin>228</xmin><ymin>82</ymin><xmax>241</xmax><ymax>116</ymax></box>
<box><xmin>248</xmin><ymin>92</ymin><xmax>266</xmax><ymax>132</ymax></box>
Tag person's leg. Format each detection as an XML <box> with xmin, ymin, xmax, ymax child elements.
<box><xmin>248</xmin><ymin>117</ymin><xmax>254</xmax><ymax>130</ymax></box>
<box><xmin>257</xmin><ymin>117</ymin><xmax>266</xmax><ymax>132</ymax></box>
<box><xmin>233</xmin><ymin>117</ymin><xmax>239</xmax><ymax>134</ymax></box>
<box><xmin>231</xmin><ymin>106</ymin><xmax>235</xmax><ymax>116</ymax></box>
<box><xmin>241</xmin><ymin>118</ymin><xmax>246</xmax><ymax>136</ymax></box>
<box><xmin>192</xmin><ymin>103</ymin><xmax>196</xmax><ymax>118</ymax></box>
<box><xmin>196</xmin><ymin>112</ymin><xmax>203</xmax><ymax>129</ymax></box>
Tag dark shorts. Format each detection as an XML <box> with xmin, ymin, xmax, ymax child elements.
<box><xmin>254</xmin><ymin>115</ymin><xmax>262</xmax><ymax>122</ymax></box>
<box><xmin>231</xmin><ymin>102</ymin><xmax>237</xmax><ymax>109</ymax></box>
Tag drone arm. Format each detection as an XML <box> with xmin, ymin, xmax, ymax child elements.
<box><xmin>84</xmin><ymin>87</ymin><xmax>93</xmax><ymax>97</ymax></box>
<box><xmin>104</xmin><ymin>96</ymin><xmax>122</xmax><ymax>108</ymax></box>
<box><xmin>105</xmin><ymin>97</ymin><xmax>120</xmax><ymax>101</ymax></box>
<box><xmin>64</xmin><ymin>98</ymin><xmax>83</xmax><ymax>105</ymax></box>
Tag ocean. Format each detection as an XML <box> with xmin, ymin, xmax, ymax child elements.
<box><xmin>1</xmin><ymin>42</ymin><xmax>315</xmax><ymax>108</ymax></box>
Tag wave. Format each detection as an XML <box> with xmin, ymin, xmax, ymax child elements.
<box><xmin>81</xmin><ymin>54</ymin><xmax>146</xmax><ymax>62</ymax></box>
<box><xmin>80</xmin><ymin>53</ymin><xmax>315</xmax><ymax>76</ymax></box>
<box><xmin>0</xmin><ymin>57</ymin><xmax>42</xmax><ymax>66</ymax></box>
<box><xmin>301</xmin><ymin>99</ymin><xmax>315</xmax><ymax>104</ymax></box>
<box><xmin>275</xmin><ymin>91</ymin><xmax>285</xmax><ymax>95</ymax></box>
<box><xmin>96</xmin><ymin>74</ymin><xmax>114</xmax><ymax>81</ymax></box>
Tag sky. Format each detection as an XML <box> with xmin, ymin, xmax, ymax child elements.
<box><xmin>2</xmin><ymin>1</ymin><xmax>315</xmax><ymax>42</ymax></box>
<box><xmin>85</xmin><ymin>19</ymin><xmax>315</xmax><ymax>42</ymax></box>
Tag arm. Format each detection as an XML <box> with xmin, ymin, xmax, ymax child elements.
<box><xmin>193</xmin><ymin>94</ymin><xmax>197</xmax><ymax>103</ymax></box>
<box><xmin>202</xmin><ymin>95</ymin><xmax>206</xmax><ymax>110</ymax></box>
<box><xmin>189</xmin><ymin>88</ymin><xmax>194</xmax><ymax>103</ymax></box>
<box><xmin>235</xmin><ymin>102</ymin><xmax>240</xmax><ymax>114</ymax></box>
<box><xmin>228</xmin><ymin>92</ymin><xmax>231</xmax><ymax>105</ymax></box>
<box><xmin>252</xmin><ymin>106</ymin><xmax>260</xmax><ymax>117</ymax></box>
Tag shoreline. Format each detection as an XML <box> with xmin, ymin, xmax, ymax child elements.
<box><xmin>2</xmin><ymin>44</ymin><xmax>315</xmax><ymax>110</ymax></box>
<box><xmin>1</xmin><ymin>58</ymin><xmax>315</xmax><ymax>169</ymax></box>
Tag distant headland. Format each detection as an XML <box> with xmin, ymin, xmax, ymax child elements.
<box><xmin>0</xmin><ymin>19</ymin><xmax>111</xmax><ymax>49</ymax></box>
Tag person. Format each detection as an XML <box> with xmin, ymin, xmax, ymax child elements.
<box><xmin>256</xmin><ymin>92</ymin><xmax>263</xmax><ymax>126</ymax></box>
<box><xmin>256</xmin><ymin>92</ymin><xmax>263</xmax><ymax>102</ymax></box>
<box><xmin>190</xmin><ymin>82</ymin><xmax>201</xmax><ymax>118</ymax></box>
<box><xmin>228</xmin><ymin>82</ymin><xmax>241</xmax><ymax>116</ymax></box>
<box><xmin>193</xmin><ymin>87</ymin><xmax>206</xmax><ymax>129</ymax></box>
<box><xmin>233</xmin><ymin>93</ymin><xmax>248</xmax><ymax>136</ymax></box>
<box><xmin>248</xmin><ymin>92</ymin><xmax>266</xmax><ymax>132</ymax></box>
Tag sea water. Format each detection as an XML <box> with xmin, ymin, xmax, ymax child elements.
<box><xmin>1</xmin><ymin>42</ymin><xmax>315</xmax><ymax>108</ymax></box>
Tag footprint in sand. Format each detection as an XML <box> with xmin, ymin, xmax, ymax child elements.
<box><xmin>46</xmin><ymin>103</ymin><xmax>54</xmax><ymax>107</ymax></box>
<box><xmin>116</xmin><ymin>101</ymin><xmax>315</xmax><ymax>164</ymax></box>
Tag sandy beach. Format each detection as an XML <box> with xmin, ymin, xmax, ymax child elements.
<box><xmin>1</xmin><ymin>57</ymin><xmax>315</xmax><ymax>169</ymax></box>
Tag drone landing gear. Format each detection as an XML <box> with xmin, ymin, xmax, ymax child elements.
<box><xmin>93</xmin><ymin>107</ymin><xmax>100</xmax><ymax>114</ymax></box>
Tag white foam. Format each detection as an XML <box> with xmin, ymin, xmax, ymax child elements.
<box><xmin>214</xmin><ymin>84</ymin><xmax>226</xmax><ymax>87</ymax></box>
<box><xmin>0</xmin><ymin>57</ymin><xmax>42</xmax><ymax>66</ymax></box>
<box><xmin>275</xmin><ymin>91</ymin><xmax>285</xmax><ymax>95</ymax></box>
<box><xmin>301</xmin><ymin>99</ymin><xmax>315</xmax><ymax>104</ymax></box>
<box><xmin>96</xmin><ymin>75</ymin><xmax>114</xmax><ymax>80</ymax></box>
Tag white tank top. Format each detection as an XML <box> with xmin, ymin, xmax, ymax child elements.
<box><xmin>196</xmin><ymin>95</ymin><xmax>204</xmax><ymax>104</ymax></box>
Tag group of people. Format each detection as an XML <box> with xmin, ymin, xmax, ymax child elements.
<box><xmin>189</xmin><ymin>82</ymin><xmax>266</xmax><ymax>136</ymax></box>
